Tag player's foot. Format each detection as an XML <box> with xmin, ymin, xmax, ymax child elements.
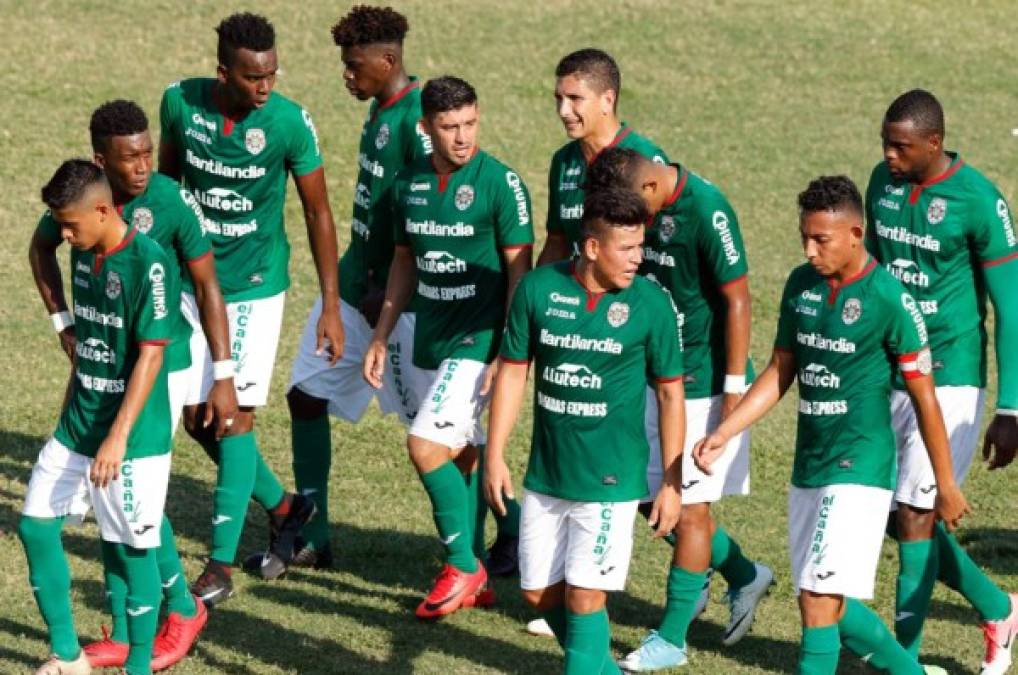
<box><xmin>151</xmin><ymin>596</ymin><xmax>208</xmax><ymax>671</ymax></box>
<box><xmin>415</xmin><ymin>560</ymin><xmax>487</xmax><ymax>619</ymax></box>
<box><xmin>34</xmin><ymin>650</ymin><xmax>92</xmax><ymax>675</ymax></box>
<box><xmin>461</xmin><ymin>582</ymin><xmax>496</xmax><ymax>609</ymax></box>
<box><xmin>82</xmin><ymin>625</ymin><xmax>127</xmax><ymax>668</ymax></box>
<box><xmin>268</xmin><ymin>493</ymin><xmax>317</xmax><ymax>563</ymax></box>
<box><xmin>288</xmin><ymin>538</ymin><xmax>334</xmax><ymax>570</ymax></box>
<box><xmin>190</xmin><ymin>560</ymin><xmax>234</xmax><ymax>608</ymax></box>
<box><xmin>485</xmin><ymin>533</ymin><xmax>519</xmax><ymax>577</ymax></box>
<box><xmin>526</xmin><ymin>618</ymin><xmax>556</xmax><ymax>638</ymax></box>
<box><xmin>722</xmin><ymin>562</ymin><xmax>774</xmax><ymax>646</ymax></box>
<box><xmin>694</xmin><ymin>568</ymin><xmax>713</xmax><ymax>619</ymax></box>
<box><xmin>618</xmin><ymin>630</ymin><xmax>688</xmax><ymax>672</ymax></box>
<box><xmin>242</xmin><ymin>537</ymin><xmax>333</xmax><ymax>579</ymax></box>
<box><xmin>980</xmin><ymin>593</ymin><xmax>1018</xmax><ymax>675</ymax></box>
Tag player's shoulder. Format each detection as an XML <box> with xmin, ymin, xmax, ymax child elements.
<box><xmin>868</xmin><ymin>261</ymin><xmax>911</xmax><ymax>300</ymax></box>
<box><xmin>476</xmin><ymin>150</ymin><xmax>528</xmax><ymax>190</ymax></box>
<box><xmin>144</xmin><ymin>172</ymin><xmax>182</xmax><ymax>200</ymax></box>
<box><xmin>622</xmin><ymin>128</ymin><xmax>668</xmax><ymax>164</ymax></box>
<box><xmin>953</xmin><ymin>158</ymin><xmax>1004</xmax><ymax>201</ymax></box>
<box><xmin>127</xmin><ymin>229</ymin><xmax>172</xmax><ymax>271</ymax></box>
<box><xmin>161</xmin><ymin>77</ymin><xmax>208</xmax><ymax>105</ymax></box>
<box><xmin>630</xmin><ymin>273</ymin><xmax>675</xmax><ymax>307</ymax></box>
<box><xmin>683</xmin><ymin>166</ymin><xmax>732</xmax><ymax>211</ymax></box>
<box><xmin>265</xmin><ymin>90</ymin><xmax>313</xmax><ymax>123</ymax></box>
<box><xmin>782</xmin><ymin>262</ymin><xmax>823</xmax><ymax>296</ymax></box>
<box><xmin>550</xmin><ymin>139</ymin><xmax>579</xmax><ymax>165</ymax></box>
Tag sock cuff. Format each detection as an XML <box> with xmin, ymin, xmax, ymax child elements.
<box><xmin>421</xmin><ymin>460</ymin><xmax>461</xmax><ymax>486</ymax></box>
<box><xmin>566</xmin><ymin>607</ymin><xmax>609</xmax><ymax>628</ymax></box>
<box><xmin>219</xmin><ymin>430</ymin><xmax>256</xmax><ymax>450</ymax></box>
<box><xmin>802</xmin><ymin>623</ymin><xmax>840</xmax><ymax>651</ymax></box>
<box><xmin>669</xmin><ymin>565</ymin><xmax>709</xmax><ymax>587</ymax></box>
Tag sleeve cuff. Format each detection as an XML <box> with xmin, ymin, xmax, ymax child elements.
<box><xmin>499</xmin><ymin>356</ymin><xmax>530</xmax><ymax>365</ymax></box>
<box><xmin>186</xmin><ymin>249</ymin><xmax>213</xmax><ymax>264</ymax></box>
<box><xmin>718</xmin><ymin>273</ymin><xmax>748</xmax><ymax>289</ymax></box>
<box><xmin>138</xmin><ymin>339</ymin><xmax>169</xmax><ymax>347</ymax></box>
<box><xmin>502</xmin><ymin>243</ymin><xmax>534</xmax><ymax>252</ymax></box>
<box><xmin>898</xmin><ymin>348</ymin><xmax>931</xmax><ymax>380</ymax></box>
<box><xmin>982</xmin><ymin>251</ymin><xmax>1018</xmax><ymax>268</ymax></box>
<box><xmin>655</xmin><ymin>374</ymin><xmax>684</xmax><ymax>384</ymax></box>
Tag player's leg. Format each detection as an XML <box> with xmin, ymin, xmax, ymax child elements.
<box><xmin>565</xmin><ymin>586</ymin><xmax>618</xmax><ymax>675</ymax></box>
<box><xmin>19</xmin><ymin>438</ymin><xmax>92</xmax><ymax>671</ymax></box>
<box><xmin>150</xmin><ymin>514</ymin><xmax>208</xmax><ymax>671</ymax></box>
<box><xmin>797</xmin><ymin>591</ymin><xmax>843</xmax><ymax>674</ymax></box>
<box><xmin>519</xmin><ymin>488</ymin><xmax>570</xmax><ymax>648</ymax></box>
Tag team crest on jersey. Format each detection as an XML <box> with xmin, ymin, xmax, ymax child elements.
<box><xmin>245</xmin><ymin>128</ymin><xmax>266</xmax><ymax>155</ymax></box>
<box><xmin>607</xmin><ymin>302</ymin><xmax>630</xmax><ymax>328</ymax></box>
<box><xmin>927</xmin><ymin>197</ymin><xmax>947</xmax><ymax>225</ymax></box>
<box><xmin>375</xmin><ymin>123</ymin><xmax>390</xmax><ymax>150</ymax></box>
<box><xmin>841</xmin><ymin>298</ymin><xmax>862</xmax><ymax>325</ymax></box>
<box><xmin>658</xmin><ymin>215</ymin><xmax>676</xmax><ymax>243</ymax></box>
<box><xmin>131</xmin><ymin>207</ymin><xmax>154</xmax><ymax>234</ymax></box>
<box><xmin>455</xmin><ymin>185</ymin><xmax>475</xmax><ymax>211</ymax></box>
<box><xmin>105</xmin><ymin>271</ymin><xmax>122</xmax><ymax>300</ymax></box>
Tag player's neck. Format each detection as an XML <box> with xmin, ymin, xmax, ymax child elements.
<box><xmin>653</xmin><ymin>164</ymin><xmax>680</xmax><ymax>214</ymax></box>
<box><xmin>575</xmin><ymin>259</ymin><xmax>612</xmax><ymax>296</ymax></box>
<box><xmin>95</xmin><ymin>217</ymin><xmax>129</xmax><ymax>256</ymax></box>
<box><xmin>916</xmin><ymin>152</ymin><xmax>953</xmax><ymax>185</ymax></box>
<box><xmin>831</xmin><ymin>250</ymin><xmax>870</xmax><ymax>284</ymax></box>
<box><xmin>579</xmin><ymin>117</ymin><xmax>622</xmax><ymax>161</ymax></box>
<box><xmin>213</xmin><ymin>83</ymin><xmax>252</xmax><ymax>121</ymax></box>
<box><xmin>376</xmin><ymin>70</ymin><xmax>411</xmax><ymax>105</ymax></box>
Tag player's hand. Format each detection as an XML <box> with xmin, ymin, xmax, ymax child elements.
<box><xmin>935</xmin><ymin>481</ymin><xmax>970</xmax><ymax>531</ymax></box>
<box><xmin>59</xmin><ymin>326</ymin><xmax>77</xmax><ymax>362</ymax></box>
<box><xmin>316</xmin><ymin>299</ymin><xmax>345</xmax><ymax>366</ymax></box>
<box><xmin>982</xmin><ymin>414</ymin><xmax>1018</xmax><ymax>470</ymax></box>
<box><xmin>91</xmin><ymin>433</ymin><xmax>127</xmax><ymax>488</ymax></box>
<box><xmin>358</xmin><ymin>288</ymin><xmax>386</xmax><ymax>329</ymax></box>
<box><xmin>721</xmin><ymin>392</ymin><xmax>742</xmax><ymax>421</ymax></box>
<box><xmin>483</xmin><ymin>455</ymin><xmax>515</xmax><ymax>517</ymax></box>
<box><xmin>362</xmin><ymin>339</ymin><xmax>387</xmax><ymax>389</ymax></box>
<box><xmin>693</xmin><ymin>432</ymin><xmax>730</xmax><ymax>475</ymax></box>
<box><xmin>480</xmin><ymin>360</ymin><xmax>499</xmax><ymax>396</ymax></box>
<box><xmin>204</xmin><ymin>379</ymin><xmax>239</xmax><ymax>440</ymax></box>
<box><xmin>648</xmin><ymin>482</ymin><xmax>681</xmax><ymax>538</ymax></box>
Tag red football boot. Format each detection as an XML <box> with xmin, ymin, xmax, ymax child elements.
<box><xmin>83</xmin><ymin>624</ymin><xmax>128</xmax><ymax>668</ymax></box>
<box><xmin>415</xmin><ymin>561</ymin><xmax>487</xmax><ymax>619</ymax></box>
<box><xmin>151</xmin><ymin>596</ymin><xmax>209</xmax><ymax>671</ymax></box>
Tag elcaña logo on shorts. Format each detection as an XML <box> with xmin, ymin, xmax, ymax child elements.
<box><xmin>811</xmin><ymin>494</ymin><xmax>834</xmax><ymax>564</ymax></box>
<box><xmin>593</xmin><ymin>503</ymin><xmax>614</xmax><ymax>566</ymax></box>
<box><xmin>606</xmin><ymin>302</ymin><xmax>629</xmax><ymax>328</ymax></box>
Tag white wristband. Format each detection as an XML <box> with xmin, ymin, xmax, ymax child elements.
<box><xmin>996</xmin><ymin>408</ymin><xmax>1018</xmax><ymax>418</ymax></box>
<box><xmin>50</xmin><ymin>311</ymin><xmax>73</xmax><ymax>333</ymax></box>
<box><xmin>723</xmin><ymin>374</ymin><xmax>748</xmax><ymax>394</ymax></box>
<box><xmin>213</xmin><ymin>359</ymin><xmax>235</xmax><ymax>381</ymax></box>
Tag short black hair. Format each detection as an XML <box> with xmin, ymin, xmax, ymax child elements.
<box><xmin>797</xmin><ymin>175</ymin><xmax>863</xmax><ymax>218</ymax></box>
<box><xmin>422</xmin><ymin>76</ymin><xmax>477</xmax><ymax>117</ymax></box>
<box><xmin>586</xmin><ymin>146</ymin><xmax>646</xmax><ymax>193</ymax></box>
<box><xmin>331</xmin><ymin>5</ymin><xmax>409</xmax><ymax>47</ymax></box>
<box><xmin>89</xmin><ymin>100</ymin><xmax>148</xmax><ymax>153</ymax></box>
<box><xmin>216</xmin><ymin>12</ymin><xmax>275</xmax><ymax>66</ymax></box>
<box><xmin>581</xmin><ymin>187</ymin><xmax>649</xmax><ymax>240</ymax></box>
<box><xmin>556</xmin><ymin>49</ymin><xmax>621</xmax><ymax>103</ymax></box>
<box><xmin>41</xmin><ymin>160</ymin><xmax>108</xmax><ymax>210</ymax></box>
<box><xmin>884</xmin><ymin>89</ymin><xmax>945</xmax><ymax>138</ymax></box>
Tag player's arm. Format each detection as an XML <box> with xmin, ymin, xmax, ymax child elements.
<box><xmin>294</xmin><ymin>167</ymin><xmax>343</xmax><ymax>365</ymax></box>
<box><xmin>481</xmin><ymin>245</ymin><xmax>533</xmax><ymax>395</ymax></box>
<box><xmin>536</xmin><ymin>158</ymin><xmax>568</xmax><ymax>266</ymax></box>
<box><xmin>981</xmin><ymin>257</ymin><xmax>1018</xmax><ymax>468</ymax></box>
<box><xmin>188</xmin><ymin>253</ymin><xmax>237</xmax><ymax>436</ymax></box>
<box><xmin>363</xmin><ymin>245</ymin><xmax>416</xmax><ymax>389</ymax></box>
<box><xmin>694</xmin><ymin>347</ymin><xmax>796</xmax><ymax>473</ymax></box>
<box><xmin>650</xmin><ymin>378</ymin><xmax>685</xmax><ymax>537</ymax></box>
<box><xmin>903</xmin><ymin>366</ymin><xmax>969</xmax><ymax>529</ymax></box>
<box><xmin>484</xmin><ymin>359</ymin><xmax>529</xmax><ymax>516</ymax></box>
<box><xmin>719</xmin><ymin>275</ymin><xmax>752</xmax><ymax>418</ymax></box>
<box><xmin>157</xmin><ymin>87</ymin><xmax>182</xmax><ymax>181</ymax></box>
<box><xmin>537</xmin><ymin>233</ymin><xmax>569</xmax><ymax>266</ymax></box>
<box><xmin>91</xmin><ymin>342</ymin><xmax>164</xmax><ymax>487</ymax></box>
<box><xmin>28</xmin><ymin>224</ymin><xmax>75</xmax><ymax>360</ymax></box>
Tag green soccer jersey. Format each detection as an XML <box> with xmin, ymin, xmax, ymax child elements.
<box><xmin>501</xmin><ymin>262</ymin><xmax>684</xmax><ymax>502</ymax></box>
<box><xmin>55</xmin><ymin>228</ymin><xmax>176</xmax><ymax>459</ymax></box>
<box><xmin>159</xmin><ymin>78</ymin><xmax>323</xmax><ymax>301</ymax></box>
<box><xmin>340</xmin><ymin>79</ymin><xmax>431</xmax><ymax>310</ymax></box>
<box><xmin>35</xmin><ymin>173</ymin><xmax>208</xmax><ymax>373</ymax></box>
<box><xmin>774</xmin><ymin>259</ymin><xmax>928</xmax><ymax>490</ymax></box>
<box><xmin>546</xmin><ymin>123</ymin><xmax>667</xmax><ymax>253</ymax></box>
<box><xmin>389</xmin><ymin>150</ymin><xmax>535</xmax><ymax>369</ymax></box>
<box><xmin>865</xmin><ymin>154</ymin><xmax>1018</xmax><ymax>389</ymax></box>
<box><xmin>641</xmin><ymin>164</ymin><xmax>753</xmax><ymax>398</ymax></box>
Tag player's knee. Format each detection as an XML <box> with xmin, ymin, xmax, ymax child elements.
<box><xmin>18</xmin><ymin>515</ymin><xmax>58</xmax><ymax>547</ymax></box>
<box><xmin>286</xmin><ymin>386</ymin><xmax>328</xmax><ymax>420</ymax></box>
<box><xmin>452</xmin><ymin>445</ymin><xmax>478</xmax><ymax>474</ymax></box>
<box><xmin>522</xmin><ymin>589</ymin><xmax>546</xmax><ymax>610</ymax></box>
<box><xmin>407</xmin><ymin>436</ymin><xmax>447</xmax><ymax>473</ymax></box>
<box><xmin>676</xmin><ymin>502</ymin><xmax>711</xmax><ymax>534</ymax></box>
<box><xmin>896</xmin><ymin>503</ymin><xmax>935</xmax><ymax>540</ymax></box>
<box><xmin>565</xmin><ymin>586</ymin><xmax>607</xmax><ymax>614</ymax></box>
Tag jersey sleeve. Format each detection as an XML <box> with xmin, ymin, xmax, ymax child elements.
<box><xmin>773</xmin><ymin>273</ymin><xmax>799</xmax><ymax>351</ymax></box>
<box><xmin>885</xmin><ymin>289</ymin><xmax>930</xmax><ymax>380</ymax></box>
<box><xmin>158</xmin><ymin>83</ymin><xmax>181</xmax><ymax>146</ymax></box>
<box><xmin>135</xmin><ymin>253</ymin><xmax>174</xmax><ymax>345</ymax></box>
<box><xmin>173</xmin><ymin>188</ymin><xmax>211</xmax><ymax>262</ymax></box>
<box><xmin>695</xmin><ymin>189</ymin><xmax>748</xmax><ymax>285</ymax></box>
<box><xmin>863</xmin><ymin>164</ymin><xmax>884</xmax><ymax>258</ymax></box>
<box><xmin>499</xmin><ymin>274</ymin><xmax>533</xmax><ymax>363</ymax></box>
<box><xmin>286</xmin><ymin>106</ymin><xmax>324</xmax><ymax>177</ymax></box>
<box><xmin>545</xmin><ymin>154</ymin><xmax>563</xmax><ymax>235</ymax></box>
<box><xmin>646</xmin><ymin>285</ymin><xmax>684</xmax><ymax>381</ymax></box>
<box><xmin>404</xmin><ymin>113</ymin><xmax>432</xmax><ymax>163</ymax></box>
<box><xmin>35</xmin><ymin>211</ymin><xmax>62</xmax><ymax>244</ymax></box>
<box><xmin>971</xmin><ymin>187</ymin><xmax>1018</xmax><ymax>266</ymax></box>
<box><xmin>493</xmin><ymin>168</ymin><xmax>535</xmax><ymax>249</ymax></box>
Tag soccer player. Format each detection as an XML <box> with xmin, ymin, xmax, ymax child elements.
<box><xmin>28</xmin><ymin>101</ymin><xmax>222</xmax><ymax>670</ymax></box>
<box><xmin>694</xmin><ymin>175</ymin><xmax>963</xmax><ymax>675</ymax></box>
<box><xmin>362</xmin><ymin>75</ymin><xmax>534</xmax><ymax>617</ymax></box>
<box><xmin>158</xmin><ymin>12</ymin><xmax>343</xmax><ymax>602</ymax></box>
<box><xmin>583</xmin><ymin>147</ymin><xmax>772</xmax><ymax>669</ymax></box>
<box><xmin>484</xmin><ymin>188</ymin><xmax>684</xmax><ymax>674</ymax></box>
<box><xmin>865</xmin><ymin>89</ymin><xmax>1018</xmax><ymax>672</ymax></box>
<box><xmin>536</xmin><ymin>48</ymin><xmax>666</xmax><ymax>265</ymax></box>
<box><xmin>20</xmin><ymin>159</ymin><xmax>177</xmax><ymax>675</ymax></box>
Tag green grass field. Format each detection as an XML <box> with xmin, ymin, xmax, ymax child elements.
<box><xmin>2</xmin><ymin>1</ymin><xmax>1017</xmax><ymax>672</ymax></box>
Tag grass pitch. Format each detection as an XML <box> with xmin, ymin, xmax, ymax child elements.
<box><xmin>1</xmin><ymin>1</ymin><xmax>1017</xmax><ymax>673</ymax></box>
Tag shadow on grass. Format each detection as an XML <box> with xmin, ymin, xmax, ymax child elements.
<box><xmin>956</xmin><ymin>527</ymin><xmax>1018</xmax><ymax>577</ymax></box>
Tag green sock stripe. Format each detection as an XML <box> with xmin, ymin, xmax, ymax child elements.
<box><xmin>935</xmin><ymin>522</ymin><xmax>1011</xmax><ymax>621</ymax></box>
<box><xmin>711</xmin><ymin>526</ymin><xmax>757</xmax><ymax>589</ymax></box>
<box><xmin>291</xmin><ymin>415</ymin><xmax>332</xmax><ymax>549</ymax></box>
<box><xmin>895</xmin><ymin>538</ymin><xmax>937</xmax><ymax>657</ymax></box>
<box><xmin>420</xmin><ymin>462</ymin><xmax>477</xmax><ymax>572</ymax></box>
<box><xmin>157</xmin><ymin>516</ymin><xmax>196</xmax><ymax>618</ymax></box>
<box><xmin>19</xmin><ymin>516</ymin><xmax>80</xmax><ymax>661</ymax></box>
<box><xmin>658</xmin><ymin>565</ymin><xmax>708</xmax><ymax>649</ymax></box>
<box><xmin>798</xmin><ymin>624</ymin><xmax>840</xmax><ymax>674</ymax></box>
<box><xmin>211</xmin><ymin>432</ymin><xmax>258</xmax><ymax>564</ymax></box>
<box><xmin>839</xmin><ymin>598</ymin><xmax>922</xmax><ymax>674</ymax></box>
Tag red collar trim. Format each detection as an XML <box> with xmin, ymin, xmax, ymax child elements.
<box><xmin>93</xmin><ymin>227</ymin><xmax>137</xmax><ymax>275</ymax></box>
<box><xmin>587</xmin><ymin>125</ymin><xmax>633</xmax><ymax>166</ymax></box>
<box><xmin>433</xmin><ymin>147</ymin><xmax>478</xmax><ymax>192</ymax></box>
<box><xmin>115</xmin><ymin>204</ymin><xmax>125</xmax><ymax>217</ymax></box>
<box><xmin>826</xmin><ymin>257</ymin><xmax>876</xmax><ymax>305</ymax></box>
<box><xmin>570</xmin><ymin>261</ymin><xmax>607</xmax><ymax>311</ymax></box>
<box><xmin>374</xmin><ymin>81</ymin><xmax>419</xmax><ymax>119</ymax></box>
<box><xmin>908</xmin><ymin>156</ymin><xmax>964</xmax><ymax>205</ymax></box>
<box><xmin>662</xmin><ymin>166</ymin><xmax>688</xmax><ymax>209</ymax></box>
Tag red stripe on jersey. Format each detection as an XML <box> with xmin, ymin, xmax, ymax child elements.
<box><xmin>570</xmin><ymin>261</ymin><xmax>606</xmax><ymax>311</ymax></box>
<box><xmin>661</xmin><ymin>167</ymin><xmax>688</xmax><ymax>210</ymax></box>
<box><xmin>827</xmin><ymin>257</ymin><xmax>876</xmax><ymax>305</ymax></box>
<box><xmin>719</xmin><ymin>273</ymin><xmax>748</xmax><ymax>289</ymax></box>
<box><xmin>138</xmin><ymin>339</ymin><xmax>169</xmax><ymax>347</ymax></box>
<box><xmin>983</xmin><ymin>251</ymin><xmax>1018</xmax><ymax>269</ymax></box>
<box><xmin>502</xmin><ymin>244</ymin><xmax>533</xmax><ymax>251</ymax></box>
<box><xmin>372</xmin><ymin>81</ymin><xmax>420</xmax><ymax>122</ymax></box>
<box><xmin>656</xmin><ymin>374</ymin><xmax>684</xmax><ymax>384</ymax></box>
<box><xmin>94</xmin><ymin>227</ymin><xmax>139</xmax><ymax>275</ymax></box>
<box><xmin>187</xmin><ymin>250</ymin><xmax>214</xmax><ymax>265</ymax></box>
<box><xmin>902</xmin><ymin>369</ymin><xmax>925</xmax><ymax>380</ymax></box>
<box><xmin>500</xmin><ymin>356</ymin><xmax>530</xmax><ymax>365</ymax></box>
<box><xmin>908</xmin><ymin>158</ymin><xmax>965</xmax><ymax>205</ymax></box>
<box><xmin>898</xmin><ymin>351</ymin><xmax>920</xmax><ymax>363</ymax></box>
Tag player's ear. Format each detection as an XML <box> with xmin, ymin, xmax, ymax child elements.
<box><xmin>601</xmin><ymin>90</ymin><xmax>615</xmax><ymax>116</ymax></box>
<box><xmin>927</xmin><ymin>132</ymin><xmax>943</xmax><ymax>154</ymax></box>
<box><xmin>93</xmin><ymin>152</ymin><xmax>106</xmax><ymax>169</ymax></box>
<box><xmin>582</xmin><ymin>234</ymin><xmax>599</xmax><ymax>262</ymax></box>
<box><xmin>216</xmin><ymin>62</ymin><xmax>229</xmax><ymax>85</ymax></box>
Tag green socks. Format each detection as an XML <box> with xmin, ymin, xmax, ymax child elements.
<box><xmin>542</xmin><ymin>604</ymin><xmax>568</xmax><ymax>649</ymax></box>
<box><xmin>103</xmin><ymin>541</ymin><xmax>161</xmax><ymax>675</ymax></box>
<box><xmin>711</xmin><ymin>526</ymin><xmax>757</xmax><ymax>589</ymax></box>
<box><xmin>291</xmin><ymin>414</ymin><xmax>332</xmax><ymax>550</ymax></box>
<box><xmin>896</xmin><ymin>538</ymin><xmax>937</xmax><ymax>656</ymax></box>
<box><xmin>463</xmin><ymin>467</ymin><xmax>487</xmax><ymax>559</ymax></box>
<box><xmin>935</xmin><ymin>522</ymin><xmax>1011</xmax><ymax>622</ymax></box>
<box><xmin>18</xmin><ymin>516</ymin><xmax>80</xmax><ymax>661</ymax></box>
<box><xmin>798</xmin><ymin>624</ymin><xmax>839</xmax><ymax>674</ymax></box>
<box><xmin>658</xmin><ymin>565</ymin><xmax>708</xmax><ymax>649</ymax></box>
<box><xmin>211</xmin><ymin>431</ymin><xmax>258</xmax><ymax>564</ymax></box>
<box><xmin>839</xmin><ymin>598</ymin><xmax>922</xmax><ymax>674</ymax></box>
<box><xmin>157</xmin><ymin>516</ymin><xmax>197</xmax><ymax>618</ymax></box>
<box><xmin>252</xmin><ymin>450</ymin><xmax>286</xmax><ymax>512</ymax></box>
<box><xmin>102</xmin><ymin>538</ymin><xmax>130</xmax><ymax>643</ymax></box>
<box><xmin>420</xmin><ymin>461</ymin><xmax>477</xmax><ymax>572</ymax></box>
<box><xmin>565</xmin><ymin>608</ymin><xmax>620</xmax><ymax>675</ymax></box>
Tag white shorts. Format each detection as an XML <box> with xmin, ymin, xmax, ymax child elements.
<box><xmin>519</xmin><ymin>489</ymin><xmax>640</xmax><ymax>592</ymax></box>
<box><xmin>22</xmin><ymin>437</ymin><xmax>170</xmax><ymax>549</ymax></box>
<box><xmin>644</xmin><ymin>391</ymin><xmax>751</xmax><ymax>504</ymax></box>
<box><xmin>409</xmin><ymin>358</ymin><xmax>489</xmax><ymax>449</ymax></box>
<box><xmin>891</xmin><ymin>386</ymin><xmax>985</xmax><ymax>509</ymax></box>
<box><xmin>289</xmin><ymin>298</ymin><xmax>423</xmax><ymax>425</ymax></box>
<box><xmin>181</xmin><ymin>291</ymin><xmax>286</xmax><ymax>408</ymax></box>
<box><xmin>788</xmin><ymin>484</ymin><xmax>892</xmax><ymax>600</ymax></box>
